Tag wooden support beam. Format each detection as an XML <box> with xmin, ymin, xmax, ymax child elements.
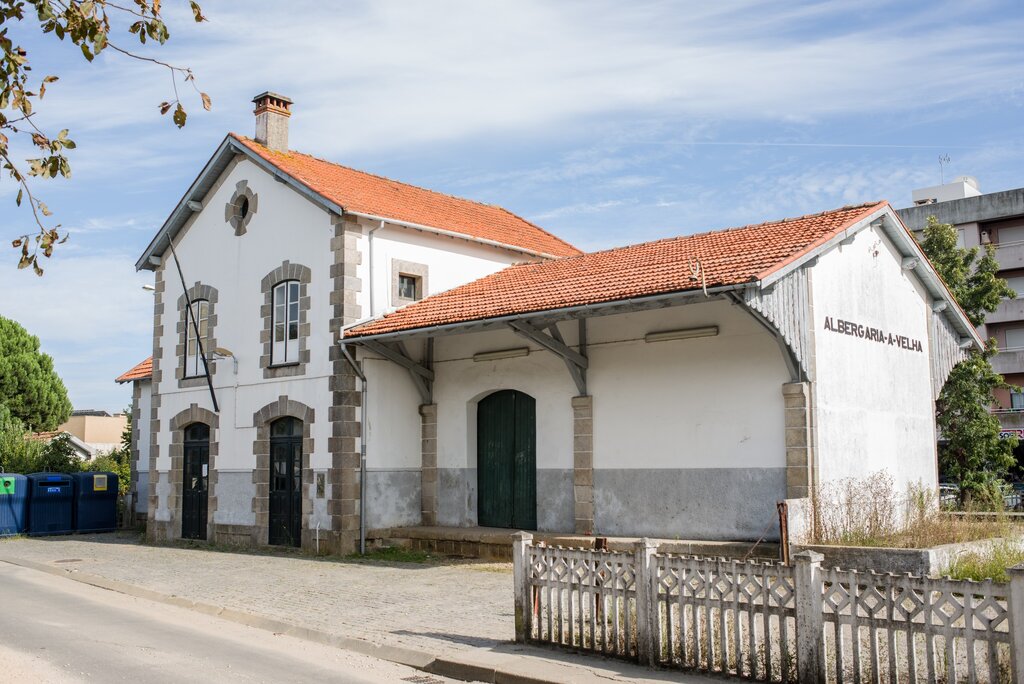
<box><xmin>509</xmin><ymin>320</ymin><xmax>588</xmax><ymax>396</ymax></box>
<box><xmin>509</xmin><ymin>320</ymin><xmax>589</xmax><ymax>369</ymax></box>
<box><xmin>360</xmin><ymin>339</ymin><xmax>435</xmax><ymax>380</ymax></box>
<box><xmin>358</xmin><ymin>338</ymin><xmax>433</xmax><ymax>403</ymax></box>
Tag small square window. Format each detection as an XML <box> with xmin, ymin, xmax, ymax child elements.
<box><xmin>398</xmin><ymin>274</ymin><xmax>420</xmax><ymax>301</ymax></box>
<box><xmin>1012</xmin><ymin>392</ymin><xmax>1024</xmax><ymax>410</ymax></box>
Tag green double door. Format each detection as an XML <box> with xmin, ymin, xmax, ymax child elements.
<box><xmin>477</xmin><ymin>390</ymin><xmax>537</xmax><ymax>530</ymax></box>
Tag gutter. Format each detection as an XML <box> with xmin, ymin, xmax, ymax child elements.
<box><xmin>342</xmin><ymin>282</ymin><xmax>748</xmax><ymax>343</ymax></box>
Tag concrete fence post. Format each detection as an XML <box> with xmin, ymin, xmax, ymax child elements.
<box><xmin>512</xmin><ymin>531</ymin><xmax>534</xmax><ymax>643</ymax></box>
<box><xmin>1008</xmin><ymin>563</ymin><xmax>1024</xmax><ymax>684</ymax></box>
<box><xmin>793</xmin><ymin>550</ymin><xmax>825</xmax><ymax>684</ymax></box>
<box><xmin>634</xmin><ymin>538</ymin><xmax>659</xmax><ymax>666</ymax></box>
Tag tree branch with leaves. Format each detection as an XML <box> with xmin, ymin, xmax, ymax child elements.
<box><xmin>918</xmin><ymin>216</ymin><xmax>1018</xmax><ymax>506</ymax></box>
<box><xmin>1</xmin><ymin>0</ymin><xmax>210</xmax><ymax>274</ymax></box>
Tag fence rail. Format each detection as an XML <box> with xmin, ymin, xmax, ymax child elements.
<box><xmin>511</xmin><ymin>533</ymin><xmax>1024</xmax><ymax>684</ymax></box>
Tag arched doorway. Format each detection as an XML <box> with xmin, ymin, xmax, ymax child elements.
<box><xmin>269</xmin><ymin>417</ymin><xmax>302</xmax><ymax>547</ymax></box>
<box><xmin>477</xmin><ymin>390</ymin><xmax>536</xmax><ymax>530</ymax></box>
<box><xmin>181</xmin><ymin>422</ymin><xmax>210</xmax><ymax>540</ymax></box>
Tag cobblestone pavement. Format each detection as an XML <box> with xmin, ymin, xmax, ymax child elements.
<box><xmin>0</xmin><ymin>533</ymin><xmax>513</xmax><ymax>657</ymax></box>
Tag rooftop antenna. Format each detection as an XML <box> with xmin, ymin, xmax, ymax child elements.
<box><xmin>938</xmin><ymin>154</ymin><xmax>951</xmax><ymax>184</ymax></box>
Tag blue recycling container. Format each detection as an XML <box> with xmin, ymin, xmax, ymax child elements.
<box><xmin>0</xmin><ymin>474</ymin><xmax>29</xmax><ymax>536</ymax></box>
<box><xmin>26</xmin><ymin>473</ymin><xmax>75</xmax><ymax>536</ymax></box>
<box><xmin>72</xmin><ymin>472</ymin><xmax>119</xmax><ymax>533</ymax></box>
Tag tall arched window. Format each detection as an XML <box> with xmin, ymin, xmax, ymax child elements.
<box><xmin>184</xmin><ymin>299</ymin><xmax>209</xmax><ymax>378</ymax></box>
<box><xmin>272</xmin><ymin>281</ymin><xmax>300</xmax><ymax>365</ymax></box>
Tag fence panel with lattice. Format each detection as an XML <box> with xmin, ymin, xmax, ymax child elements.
<box><xmin>821</xmin><ymin>568</ymin><xmax>1012</xmax><ymax>684</ymax></box>
<box><xmin>525</xmin><ymin>544</ymin><xmax>638</xmax><ymax>658</ymax></box>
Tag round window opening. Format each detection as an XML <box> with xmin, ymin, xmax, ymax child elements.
<box><xmin>234</xmin><ymin>195</ymin><xmax>250</xmax><ymax>221</ymax></box>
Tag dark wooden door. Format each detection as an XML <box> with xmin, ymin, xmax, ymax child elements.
<box><xmin>477</xmin><ymin>390</ymin><xmax>536</xmax><ymax>530</ymax></box>
<box><xmin>181</xmin><ymin>423</ymin><xmax>209</xmax><ymax>540</ymax></box>
<box><xmin>269</xmin><ymin>417</ymin><xmax>302</xmax><ymax>547</ymax></box>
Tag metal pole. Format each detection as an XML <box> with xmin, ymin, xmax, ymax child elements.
<box><xmin>166</xmin><ymin>240</ymin><xmax>219</xmax><ymax>413</ymax></box>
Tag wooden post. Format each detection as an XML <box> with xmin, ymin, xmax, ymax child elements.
<box><xmin>777</xmin><ymin>501</ymin><xmax>790</xmax><ymax>565</ymax></box>
<box><xmin>512</xmin><ymin>531</ymin><xmax>534</xmax><ymax>643</ymax></box>
<box><xmin>794</xmin><ymin>550</ymin><xmax>825</xmax><ymax>684</ymax></box>
<box><xmin>1009</xmin><ymin>563</ymin><xmax>1024</xmax><ymax>684</ymax></box>
<box><xmin>634</xmin><ymin>538</ymin><xmax>659</xmax><ymax>666</ymax></box>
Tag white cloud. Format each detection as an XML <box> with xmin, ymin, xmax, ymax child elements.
<box><xmin>19</xmin><ymin>0</ymin><xmax>1024</xmax><ymax>157</ymax></box>
<box><xmin>0</xmin><ymin>250</ymin><xmax>153</xmax><ymax>410</ymax></box>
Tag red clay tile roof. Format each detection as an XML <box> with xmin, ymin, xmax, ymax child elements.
<box><xmin>231</xmin><ymin>134</ymin><xmax>581</xmax><ymax>258</ymax></box>
<box><xmin>115</xmin><ymin>357</ymin><xmax>153</xmax><ymax>384</ymax></box>
<box><xmin>346</xmin><ymin>201</ymin><xmax>887</xmax><ymax>338</ymax></box>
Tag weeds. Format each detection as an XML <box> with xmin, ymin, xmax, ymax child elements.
<box><xmin>808</xmin><ymin>471</ymin><xmax>1018</xmax><ymax>548</ymax></box>
<box><xmin>346</xmin><ymin>545</ymin><xmax>437</xmax><ymax>564</ymax></box>
<box><xmin>944</xmin><ymin>540</ymin><xmax>1024</xmax><ymax>582</ymax></box>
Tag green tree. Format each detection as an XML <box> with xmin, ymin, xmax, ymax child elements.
<box><xmin>0</xmin><ymin>404</ymin><xmax>44</xmax><ymax>473</ymax></box>
<box><xmin>35</xmin><ymin>431</ymin><xmax>81</xmax><ymax>473</ymax></box>
<box><xmin>0</xmin><ymin>315</ymin><xmax>71</xmax><ymax>430</ymax></box>
<box><xmin>918</xmin><ymin>216</ymin><xmax>1017</xmax><ymax>504</ymax></box>
<box><xmin>2</xmin><ymin>0</ymin><xmax>209</xmax><ymax>274</ymax></box>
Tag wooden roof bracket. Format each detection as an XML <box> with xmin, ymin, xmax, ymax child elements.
<box><xmin>357</xmin><ymin>338</ymin><xmax>434</xmax><ymax>404</ymax></box>
<box><xmin>509</xmin><ymin>319</ymin><xmax>588</xmax><ymax>396</ymax></box>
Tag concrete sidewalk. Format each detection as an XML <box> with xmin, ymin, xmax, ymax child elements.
<box><xmin>0</xmin><ymin>533</ymin><xmax>715</xmax><ymax>684</ymax></box>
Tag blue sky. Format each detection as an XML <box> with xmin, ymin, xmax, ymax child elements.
<box><xmin>1</xmin><ymin>0</ymin><xmax>1022</xmax><ymax>412</ymax></box>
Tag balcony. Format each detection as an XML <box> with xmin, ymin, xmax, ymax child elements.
<box><xmin>991</xmin><ymin>349</ymin><xmax>1024</xmax><ymax>375</ymax></box>
<box><xmin>994</xmin><ymin>240</ymin><xmax>1024</xmax><ymax>270</ymax></box>
<box><xmin>986</xmin><ymin>297</ymin><xmax>1024</xmax><ymax>324</ymax></box>
<box><xmin>992</xmin><ymin>409</ymin><xmax>1024</xmax><ymax>432</ymax></box>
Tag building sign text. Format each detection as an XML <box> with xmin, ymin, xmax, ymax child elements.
<box><xmin>823</xmin><ymin>316</ymin><xmax>924</xmax><ymax>353</ymax></box>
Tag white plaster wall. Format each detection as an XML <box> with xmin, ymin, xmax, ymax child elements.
<box><xmin>587</xmin><ymin>301</ymin><xmax>789</xmax><ymax>470</ymax></box>
<box><xmin>432</xmin><ymin>327</ymin><xmax>578</xmax><ymax>472</ymax></box>
<box><xmin>154</xmin><ymin>156</ymin><xmax>336</xmax><ymax>482</ymax></box>
<box><xmin>404</xmin><ymin>298</ymin><xmax>789</xmax><ymax>474</ymax></box>
<box><xmin>353</xmin><ymin>223</ymin><xmax>528</xmax><ymax>319</ymax></box>
<box><xmin>135</xmin><ymin>379</ymin><xmax>152</xmax><ymax>513</ymax></box>
<box><xmin>811</xmin><ymin>224</ymin><xmax>938</xmax><ymax>493</ymax></box>
<box><xmin>363</xmin><ymin>354</ymin><xmax>423</xmax><ymax>470</ymax></box>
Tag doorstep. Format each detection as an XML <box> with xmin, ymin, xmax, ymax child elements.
<box><xmin>367</xmin><ymin>525</ymin><xmax>779</xmax><ymax>561</ymax></box>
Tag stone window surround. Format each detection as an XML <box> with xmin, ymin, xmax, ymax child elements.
<box><xmin>224</xmin><ymin>179</ymin><xmax>258</xmax><ymax>236</ymax></box>
<box><xmin>175</xmin><ymin>283</ymin><xmax>219</xmax><ymax>389</ymax></box>
<box><xmin>251</xmin><ymin>397</ymin><xmax>314</xmax><ymax>548</ymax></box>
<box><xmin>392</xmin><ymin>258</ymin><xmax>428</xmax><ymax>305</ymax></box>
<box><xmin>259</xmin><ymin>261</ymin><xmax>312</xmax><ymax>379</ymax></box>
<box><xmin>168</xmin><ymin>404</ymin><xmax>220</xmax><ymax>542</ymax></box>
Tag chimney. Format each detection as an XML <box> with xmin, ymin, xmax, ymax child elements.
<box><xmin>252</xmin><ymin>92</ymin><xmax>293</xmax><ymax>152</ymax></box>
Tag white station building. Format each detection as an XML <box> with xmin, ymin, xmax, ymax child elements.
<box><xmin>124</xmin><ymin>93</ymin><xmax>980</xmax><ymax>554</ymax></box>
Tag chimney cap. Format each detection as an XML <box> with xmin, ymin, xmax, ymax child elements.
<box><xmin>252</xmin><ymin>91</ymin><xmax>293</xmax><ymax>105</ymax></box>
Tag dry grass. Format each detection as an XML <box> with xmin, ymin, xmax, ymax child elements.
<box><xmin>944</xmin><ymin>541</ymin><xmax>1024</xmax><ymax>583</ymax></box>
<box><xmin>808</xmin><ymin>471</ymin><xmax>1017</xmax><ymax>549</ymax></box>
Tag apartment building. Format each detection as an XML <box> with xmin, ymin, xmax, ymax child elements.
<box><xmin>897</xmin><ymin>179</ymin><xmax>1024</xmax><ymax>468</ymax></box>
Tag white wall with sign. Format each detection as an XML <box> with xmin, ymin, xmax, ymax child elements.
<box><xmin>811</xmin><ymin>223</ymin><xmax>937</xmax><ymax>494</ymax></box>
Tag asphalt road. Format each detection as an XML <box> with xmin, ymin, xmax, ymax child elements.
<box><xmin>0</xmin><ymin>562</ymin><xmax>459</xmax><ymax>683</ymax></box>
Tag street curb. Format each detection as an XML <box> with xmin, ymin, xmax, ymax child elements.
<box><xmin>0</xmin><ymin>555</ymin><xmax>610</xmax><ymax>684</ymax></box>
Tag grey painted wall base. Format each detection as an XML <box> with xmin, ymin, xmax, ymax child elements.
<box><xmin>438</xmin><ymin>468</ymin><xmax>477</xmax><ymax>527</ymax></box>
<box><xmin>364</xmin><ymin>469</ymin><xmax>421</xmax><ymax>530</ymax></box>
<box><xmin>435</xmin><ymin>468</ymin><xmax>576</xmax><ymax>533</ymax></box>
<box><xmin>594</xmin><ymin>468</ymin><xmax>787</xmax><ymax>541</ymax></box>
<box><xmin>213</xmin><ymin>471</ymin><xmax>256</xmax><ymax>526</ymax></box>
<box><xmin>135</xmin><ymin>472</ymin><xmax>149</xmax><ymax>514</ymax></box>
<box><xmin>537</xmin><ymin>469</ymin><xmax>573</xmax><ymax>532</ymax></box>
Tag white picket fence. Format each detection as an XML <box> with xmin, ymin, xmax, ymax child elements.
<box><xmin>510</xmin><ymin>533</ymin><xmax>1024</xmax><ymax>684</ymax></box>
